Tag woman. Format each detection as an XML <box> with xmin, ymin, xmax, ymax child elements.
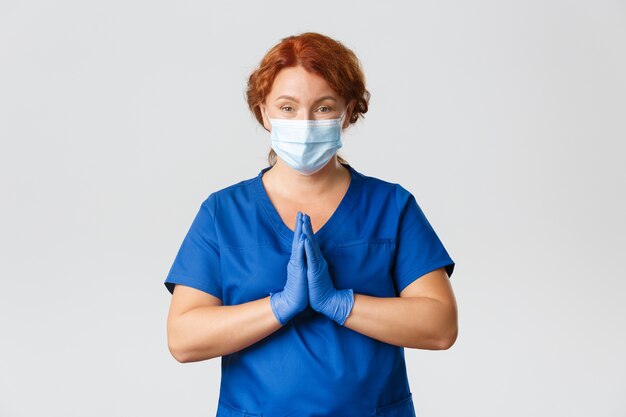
<box><xmin>164</xmin><ymin>32</ymin><xmax>457</xmax><ymax>417</ymax></box>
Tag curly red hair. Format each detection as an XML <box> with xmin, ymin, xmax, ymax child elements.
<box><xmin>245</xmin><ymin>32</ymin><xmax>371</xmax><ymax>166</ymax></box>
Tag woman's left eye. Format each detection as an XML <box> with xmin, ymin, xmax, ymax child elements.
<box><xmin>319</xmin><ymin>106</ymin><xmax>331</xmax><ymax>113</ymax></box>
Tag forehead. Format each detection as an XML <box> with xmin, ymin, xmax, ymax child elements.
<box><xmin>268</xmin><ymin>66</ymin><xmax>338</xmax><ymax>99</ymax></box>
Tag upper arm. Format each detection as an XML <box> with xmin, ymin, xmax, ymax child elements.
<box><xmin>399</xmin><ymin>266</ymin><xmax>456</xmax><ymax>309</ymax></box>
<box><xmin>166</xmin><ymin>284</ymin><xmax>223</xmax><ymax>362</ymax></box>
<box><xmin>168</xmin><ymin>283</ymin><xmax>223</xmax><ymax>319</ymax></box>
<box><xmin>400</xmin><ymin>267</ymin><xmax>458</xmax><ymax>349</ymax></box>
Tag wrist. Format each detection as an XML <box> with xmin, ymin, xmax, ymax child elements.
<box><xmin>269</xmin><ymin>291</ymin><xmax>295</xmax><ymax>325</ymax></box>
<box><xmin>322</xmin><ymin>288</ymin><xmax>354</xmax><ymax>326</ymax></box>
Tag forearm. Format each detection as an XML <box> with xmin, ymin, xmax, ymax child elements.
<box><xmin>342</xmin><ymin>293</ymin><xmax>457</xmax><ymax>350</ymax></box>
<box><xmin>168</xmin><ymin>295</ymin><xmax>282</xmax><ymax>362</ymax></box>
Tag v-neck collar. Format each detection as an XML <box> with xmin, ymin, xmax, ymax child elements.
<box><xmin>253</xmin><ymin>163</ymin><xmax>361</xmax><ymax>246</ymax></box>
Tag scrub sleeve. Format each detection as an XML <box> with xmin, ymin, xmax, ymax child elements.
<box><xmin>164</xmin><ymin>193</ymin><xmax>222</xmax><ymax>299</ymax></box>
<box><xmin>164</xmin><ymin>164</ymin><xmax>455</xmax><ymax>417</ymax></box>
<box><xmin>393</xmin><ymin>184</ymin><xmax>455</xmax><ymax>293</ymax></box>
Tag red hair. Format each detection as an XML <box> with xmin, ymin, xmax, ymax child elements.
<box><xmin>245</xmin><ymin>32</ymin><xmax>371</xmax><ymax>166</ymax></box>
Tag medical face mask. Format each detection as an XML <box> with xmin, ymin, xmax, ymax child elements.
<box><xmin>266</xmin><ymin>110</ymin><xmax>346</xmax><ymax>176</ymax></box>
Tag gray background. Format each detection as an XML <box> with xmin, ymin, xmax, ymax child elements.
<box><xmin>1</xmin><ymin>0</ymin><xmax>624</xmax><ymax>416</ymax></box>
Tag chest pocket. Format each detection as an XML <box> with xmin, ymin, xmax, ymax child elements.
<box><xmin>325</xmin><ymin>238</ymin><xmax>396</xmax><ymax>297</ymax></box>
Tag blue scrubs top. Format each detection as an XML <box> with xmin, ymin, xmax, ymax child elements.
<box><xmin>164</xmin><ymin>163</ymin><xmax>455</xmax><ymax>417</ymax></box>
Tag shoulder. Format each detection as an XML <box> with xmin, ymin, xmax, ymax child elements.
<box><xmin>200</xmin><ymin>171</ymin><xmax>260</xmax><ymax>214</ymax></box>
<box><xmin>353</xmin><ymin>167</ymin><xmax>398</xmax><ymax>193</ymax></box>
<box><xmin>351</xmin><ymin>166</ymin><xmax>413</xmax><ymax>213</ymax></box>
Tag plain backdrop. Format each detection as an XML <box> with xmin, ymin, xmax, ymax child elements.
<box><xmin>1</xmin><ymin>1</ymin><xmax>624</xmax><ymax>416</ymax></box>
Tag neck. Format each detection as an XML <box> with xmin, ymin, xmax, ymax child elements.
<box><xmin>265</xmin><ymin>156</ymin><xmax>349</xmax><ymax>201</ymax></box>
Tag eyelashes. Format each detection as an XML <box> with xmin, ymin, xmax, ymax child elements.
<box><xmin>280</xmin><ymin>106</ymin><xmax>333</xmax><ymax>113</ymax></box>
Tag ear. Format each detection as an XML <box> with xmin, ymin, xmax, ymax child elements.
<box><xmin>260</xmin><ymin>103</ymin><xmax>270</xmax><ymax>131</ymax></box>
<box><xmin>343</xmin><ymin>99</ymin><xmax>357</xmax><ymax>129</ymax></box>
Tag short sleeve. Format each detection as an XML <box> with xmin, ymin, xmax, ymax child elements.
<box><xmin>392</xmin><ymin>184</ymin><xmax>455</xmax><ymax>294</ymax></box>
<box><xmin>163</xmin><ymin>193</ymin><xmax>222</xmax><ymax>299</ymax></box>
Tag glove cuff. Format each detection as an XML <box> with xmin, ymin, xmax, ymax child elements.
<box><xmin>269</xmin><ymin>291</ymin><xmax>291</xmax><ymax>325</ymax></box>
<box><xmin>327</xmin><ymin>289</ymin><xmax>355</xmax><ymax>326</ymax></box>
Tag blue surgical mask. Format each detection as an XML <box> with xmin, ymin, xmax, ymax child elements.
<box><xmin>265</xmin><ymin>109</ymin><xmax>346</xmax><ymax>176</ymax></box>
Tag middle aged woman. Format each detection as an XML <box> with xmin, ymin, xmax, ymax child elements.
<box><xmin>164</xmin><ymin>32</ymin><xmax>458</xmax><ymax>417</ymax></box>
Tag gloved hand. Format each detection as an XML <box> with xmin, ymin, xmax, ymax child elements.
<box><xmin>301</xmin><ymin>213</ymin><xmax>354</xmax><ymax>326</ymax></box>
<box><xmin>269</xmin><ymin>211</ymin><xmax>309</xmax><ymax>325</ymax></box>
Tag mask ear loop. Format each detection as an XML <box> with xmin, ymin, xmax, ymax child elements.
<box><xmin>338</xmin><ymin>109</ymin><xmax>348</xmax><ymax>129</ymax></box>
<box><xmin>263</xmin><ymin>106</ymin><xmax>273</xmax><ymax>128</ymax></box>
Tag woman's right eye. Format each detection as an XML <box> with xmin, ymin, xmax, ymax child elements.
<box><xmin>281</xmin><ymin>106</ymin><xmax>293</xmax><ymax>112</ymax></box>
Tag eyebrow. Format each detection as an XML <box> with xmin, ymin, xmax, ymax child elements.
<box><xmin>275</xmin><ymin>95</ymin><xmax>337</xmax><ymax>103</ymax></box>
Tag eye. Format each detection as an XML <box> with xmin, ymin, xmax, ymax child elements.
<box><xmin>318</xmin><ymin>106</ymin><xmax>332</xmax><ymax>113</ymax></box>
<box><xmin>280</xmin><ymin>106</ymin><xmax>293</xmax><ymax>112</ymax></box>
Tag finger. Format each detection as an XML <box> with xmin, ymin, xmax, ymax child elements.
<box><xmin>298</xmin><ymin>235</ymin><xmax>306</xmax><ymax>264</ymax></box>
<box><xmin>303</xmin><ymin>235</ymin><xmax>311</xmax><ymax>261</ymax></box>
<box><xmin>302</xmin><ymin>216</ymin><xmax>323</xmax><ymax>259</ymax></box>
<box><xmin>301</xmin><ymin>213</ymin><xmax>313</xmax><ymax>245</ymax></box>
<box><xmin>301</xmin><ymin>213</ymin><xmax>314</xmax><ymax>240</ymax></box>
<box><xmin>303</xmin><ymin>235</ymin><xmax>321</xmax><ymax>263</ymax></box>
<box><xmin>291</xmin><ymin>233</ymin><xmax>305</xmax><ymax>265</ymax></box>
<box><xmin>297</xmin><ymin>212</ymin><xmax>306</xmax><ymax>246</ymax></box>
<box><xmin>291</xmin><ymin>211</ymin><xmax>302</xmax><ymax>252</ymax></box>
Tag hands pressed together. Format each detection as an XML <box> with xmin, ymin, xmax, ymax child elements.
<box><xmin>269</xmin><ymin>211</ymin><xmax>355</xmax><ymax>326</ymax></box>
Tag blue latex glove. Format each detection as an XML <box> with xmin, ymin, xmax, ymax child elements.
<box><xmin>301</xmin><ymin>213</ymin><xmax>354</xmax><ymax>325</ymax></box>
<box><xmin>269</xmin><ymin>211</ymin><xmax>308</xmax><ymax>325</ymax></box>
